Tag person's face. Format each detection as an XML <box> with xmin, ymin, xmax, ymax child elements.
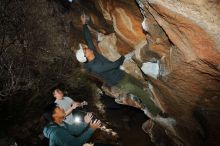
<box><xmin>53</xmin><ymin>89</ymin><xmax>64</xmax><ymax>100</ymax></box>
<box><xmin>53</xmin><ymin>107</ymin><xmax>65</xmax><ymax>120</ymax></box>
<box><xmin>83</xmin><ymin>48</ymin><xmax>94</xmax><ymax>58</ymax></box>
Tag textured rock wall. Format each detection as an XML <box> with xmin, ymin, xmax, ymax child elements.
<box><xmin>136</xmin><ymin>1</ymin><xmax>220</xmax><ymax>145</ymax></box>
<box><xmin>96</xmin><ymin>0</ymin><xmax>147</xmax><ymax>49</ymax></box>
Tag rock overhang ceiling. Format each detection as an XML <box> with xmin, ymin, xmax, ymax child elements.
<box><xmin>66</xmin><ymin>0</ymin><xmax>220</xmax><ymax>145</ymax></box>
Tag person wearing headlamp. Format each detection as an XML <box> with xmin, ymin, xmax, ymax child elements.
<box><xmin>43</xmin><ymin>103</ymin><xmax>101</xmax><ymax>146</ymax></box>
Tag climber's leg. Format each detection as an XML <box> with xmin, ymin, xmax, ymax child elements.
<box><xmin>116</xmin><ymin>73</ymin><xmax>161</xmax><ymax>116</ymax></box>
<box><xmin>113</xmin><ymin>73</ymin><xmax>177</xmax><ymax>134</ymax></box>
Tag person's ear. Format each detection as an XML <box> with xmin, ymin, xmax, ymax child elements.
<box><xmin>52</xmin><ymin>111</ymin><xmax>57</xmax><ymax>120</ymax></box>
<box><xmin>52</xmin><ymin>113</ymin><xmax>55</xmax><ymax>119</ymax></box>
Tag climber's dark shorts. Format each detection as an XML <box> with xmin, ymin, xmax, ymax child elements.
<box><xmin>116</xmin><ymin>73</ymin><xmax>161</xmax><ymax>116</ymax></box>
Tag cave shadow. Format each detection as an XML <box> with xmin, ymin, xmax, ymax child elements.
<box><xmin>193</xmin><ymin>107</ymin><xmax>220</xmax><ymax>146</ymax></box>
<box><xmin>98</xmin><ymin>95</ymin><xmax>154</xmax><ymax>146</ymax></box>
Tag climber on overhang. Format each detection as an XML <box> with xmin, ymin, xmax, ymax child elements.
<box><xmin>75</xmin><ymin>13</ymin><xmax>162</xmax><ymax>118</ymax></box>
<box><xmin>75</xmin><ymin>13</ymin><xmax>177</xmax><ymax>133</ymax></box>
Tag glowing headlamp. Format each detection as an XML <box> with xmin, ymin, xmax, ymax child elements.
<box><xmin>73</xmin><ymin>115</ymin><xmax>82</xmax><ymax>124</ymax></box>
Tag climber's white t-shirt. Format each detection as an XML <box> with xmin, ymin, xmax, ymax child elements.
<box><xmin>55</xmin><ymin>96</ymin><xmax>74</xmax><ymax>125</ymax></box>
